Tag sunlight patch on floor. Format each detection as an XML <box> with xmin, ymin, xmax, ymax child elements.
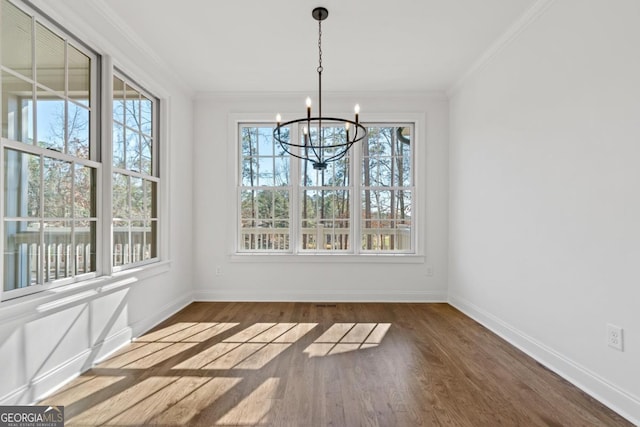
<box><xmin>304</xmin><ymin>323</ymin><xmax>391</xmax><ymax>357</ymax></box>
<box><xmin>215</xmin><ymin>378</ymin><xmax>280</xmax><ymax>426</ymax></box>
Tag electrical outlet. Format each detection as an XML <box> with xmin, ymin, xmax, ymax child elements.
<box><xmin>215</xmin><ymin>266</ymin><xmax>222</xmax><ymax>276</ymax></box>
<box><xmin>426</xmin><ymin>266</ymin><xmax>433</xmax><ymax>277</ymax></box>
<box><xmin>607</xmin><ymin>324</ymin><xmax>623</xmax><ymax>351</ymax></box>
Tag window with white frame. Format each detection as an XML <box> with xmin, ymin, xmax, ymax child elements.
<box><xmin>0</xmin><ymin>0</ymin><xmax>162</xmax><ymax>299</ymax></box>
<box><xmin>239</xmin><ymin>125</ymin><xmax>291</xmax><ymax>251</ymax></box>
<box><xmin>237</xmin><ymin>122</ymin><xmax>414</xmax><ymax>254</ymax></box>
<box><xmin>112</xmin><ymin>74</ymin><xmax>159</xmax><ymax>269</ymax></box>
<box><xmin>1</xmin><ymin>0</ymin><xmax>98</xmax><ymax>294</ymax></box>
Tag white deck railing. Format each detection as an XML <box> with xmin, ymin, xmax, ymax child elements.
<box><xmin>8</xmin><ymin>226</ymin><xmax>151</xmax><ymax>285</ymax></box>
<box><xmin>241</xmin><ymin>226</ymin><xmax>410</xmax><ymax>251</ymax></box>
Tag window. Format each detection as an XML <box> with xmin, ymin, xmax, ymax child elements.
<box><xmin>361</xmin><ymin>125</ymin><xmax>413</xmax><ymax>252</ymax></box>
<box><xmin>239</xmin><ymin>126</ymin><xmax>291</xmax><ymax>251</ymax></box>
<box><xmin>0</xmin><ymin>0</ymin><xmax>163</xmax><ymax>299</ymax></box>
<box><xmin>1</xmin><ymin>0</ymin><xmax>98</xmax><ymax>294</ymax></box>
<box><xmin>237</xmin><ymin>122</ymin><xmax>415</xmax><ymax>255</ymax></box>
<box><xmin>112</xmin><ymin>74</ymin><xmax>159</xmax><ymax>269</ymax></box>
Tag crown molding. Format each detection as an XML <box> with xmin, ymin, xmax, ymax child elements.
<box><xmin>195</xmin><ymin>90</ymin><xmax>448</xmax><ymax>101</ymax></box>
<box><xmin>83</xmin><ymin>0</ymin><xmax>194</xmax><ymax>97</ymax></box>
<box><xmin>447</xmin><ymin>0</ymin><xmax>557</xmax><ymax>97</ymax></box>
<box><xmin>29</xmin><ymin>0</ymin><xmax>194</xmax><ymax>98</ymax></box>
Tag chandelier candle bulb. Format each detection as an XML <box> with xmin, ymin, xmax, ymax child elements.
<box><xmin>306</xmin><ymin>97</ymin><xmax>312</xmax><ymax>119</ymax></box>
<box><xmin>276</xmin><ymin>114</ymin><xmax>281</xmax><ymax>126</ymax></box>
<box><xmin>354</xmin><ymin>104</ymin><xmax>360</xmax><ymax>123</ymax></box>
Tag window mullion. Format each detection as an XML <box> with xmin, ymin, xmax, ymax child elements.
<box><xmin>290</xmin><ymin>125</ymin><xmax>300</xmax><ymax>254</ymax></box>
<box><xmin>100</xmin><ymin>56</ymin><xmax>114</xmax><ymax>276</ymax></box>
<box><xmin>38</xmin><ymin>154</ymin><xmax>44</xmax><ymax>284</ymax></box>
<box><xmin>351</xmin><ymin>128</ymin><xmax>362</xmax><ymax>255</ymax></box>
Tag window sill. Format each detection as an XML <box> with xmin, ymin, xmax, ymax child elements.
<box><xmin>230</xmin><ymin>253</ymin><xmax>425</xmax><ymax>264</ymax></box>
<box><xmin>0</xmin><ymin>260</ymin><xmax>171</xmax><ymax>323</ymax></box>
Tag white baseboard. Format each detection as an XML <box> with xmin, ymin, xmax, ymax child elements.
<box><xmin>193</xmin><ymin>289</ymin><xmax>448</xmax><ymax>303</ymax></box>
<box><xmin>448</xmin><ymin>293</ymin><xmax>640</xmax><ymax>426</ymax></box>
<box><xmin>0</xmin><ymin>294</ymin><xmax>193</xmax><ymax>406</ymax></box>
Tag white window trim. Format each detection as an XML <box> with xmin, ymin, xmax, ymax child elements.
<box><xmin>228</xmin><ymin>112</ymin><xmax>425</xmax><ymax>261</ymax></box>
<box><xmin>109</xmin><ymin>68</ymin><xmax>161</xmax><ymax>273</ymax></box>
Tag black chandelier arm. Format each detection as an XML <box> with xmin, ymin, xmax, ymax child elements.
<box><xmin>273</xmin><ymin>117</ymin><xmax>367</xmax><ymax>149</ymax></box>
<box><xmin>304</xmin><ymin>117</ymin><xmax>323</xmax><ymax>162</ymax></box>
<box><xmin>276</xmin><ymin>139</ymin><xmax>352</xmax><ymax>170</ymax></box>
<box><xmin>321</xmin><ymin>142</ymin><xmax>355</xmax><ymax>163</ymax></box>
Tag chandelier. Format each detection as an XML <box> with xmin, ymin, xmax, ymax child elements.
<box><xmin>274</xmin><ymin>7</ymin><xmax>367</xmax><ymax>171</ymax></box>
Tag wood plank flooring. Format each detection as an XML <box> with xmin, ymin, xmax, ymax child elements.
<box><xmin>41</xmin><ymin>302</ymin><xmax>632</xmax><ymax>426</ymax></box>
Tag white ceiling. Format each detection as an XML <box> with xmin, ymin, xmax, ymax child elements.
<box><xmin>73</xmin><ymin>0</ymin><xmax>536</xmax><ymax>93</ymax></box>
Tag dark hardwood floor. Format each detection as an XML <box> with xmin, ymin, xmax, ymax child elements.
<box><xmin>41</xmin><ymin>302</ymin><xmax>632</xmax><ymax>426</ymax></box>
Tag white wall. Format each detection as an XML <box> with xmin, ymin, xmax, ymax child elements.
<box><xmin>0</xmin><ymin>0</ymin><xmax>195</xmax><ymax>404</ymax></box>
<box><xmin>448</xmin><ymin>0</ymin><xmax>640</xmax><ymax>422</ymax></box>
<box><xmin>193</xmin><ymin>92</ymin><xmax>448</xmax><ymax>301</ymax></box>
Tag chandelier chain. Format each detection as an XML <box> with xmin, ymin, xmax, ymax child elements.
<box><xmin>317</xmin><ymin>20</ymin><xmax>323</xmax><ymax>74</ymax></box>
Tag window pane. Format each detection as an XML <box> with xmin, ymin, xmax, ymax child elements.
<box><xmin>301</xmin><ymin>154</ymin><xmax>350</xmax><ymax>187</ymax></box>
<box><xmin>131</xmin><ymin>220</ymin><xmax>145</xmax><ymax>263</ymax></box>
<box><xmin>140</xmin><ymin>95</ymin><xmax>152</xmax><ymax>135</ymax></box>
<box><xmin>125</xmin><ymin>84</ymin><xmax>140</xmax><ymax>130</ymax></box>
<box><xmin>3</xmin><ymin>220</ymin><xmax>40</xmax><ymax>290</ymax></box>
<box><xmin>1</xmin><ymin>0</ymin><xmax>33</xmax><ymax>79</ymax></box>
<box><xmin>43</xmin><ymin>157</ymin><xmax>72</xmax><ymax>218</ymax></box>
<box><xmin>68</xmin><ymin>44</ymin><xmax>90</xmax><ymax>106</ymax></box>
<box><xmin>125</xmin><ymin>131</ymin><xmax>140</xmax><ymax>172</ymax></box>
<box><xmin>240</xmin><ymin>190</ymin><xmax>257</xmax><ymax>222</ymax></box>
<box><xmin>274</xmin><ymin>157</ymin><xmax>289</xmax><ymax>186</ymax></box>
<box><xmin>143</xmin><ymin>179</ymin><xmax>153</xmax><ymax>220</ymax></box>
<box><xmin>147</xmin><ymin>220</ymin><xmax>157</xmax><ymax>259</ymax></box>
<box><xmin>240</xmin><ymin>125</ymin><xmax>289</xmax><ymax>187</ymax></box>
<box><xmin>273</xmin><ymin>190</ymin><xmax>289</xmax><ymax>219</ymax></box>
<box><xmin>257</xmin><ymin>128</ymin><xmax>273</xmax><ymax>156</ymax></box>
<box><xmin>141</xmin><ymin>136</ymin><xmax>152</xmax><ymax>175</ymax></box>
<box><xmin>363</xmin><ymin>126</ymin><xmax>412</xmax><ymax>187</ymax></box>
<box><xmin>112</xmin><ymin>173</ymin><xmax>129</xmax><ymax>218</ymax></box>
<box><xmin>113</xmin><ymin>220</ymin><xmax>129</xmax><ymax>266</ymax></box>
<box><xmin>149</xmin><ymin>180</ymin><xmax>158</xmax><ymax>219</ymax></box>
<box><xmin>113</xmin><ymin>122</ymin><xmax>125</xmax><ymax>168</ymax></box>
<box><xmin>35</xmin><ymin>95</ymin><xmax>65</xmax><ymax>151</ymax></box>
<box><xmin>36</xmin><ymin>22</ymin><xmax>65</xmax><ymax>92</ymax></box>
<box><xmin>74</xmin><ymin>220</ymin><xmax>96</xmax><ymax>274</ymax></box>
<box><xmin>361</xmin><ymin>190</ymin><xmax>412</xmax><ymax>251</ymax></box>
<box><xmin>243</xmin><ymin>223</ymin><xmax>289</xmax><ymax>251</ymax></box>
<box><xmin>4</xmin><ymin>149</ymin><xmax>40</xmax><ymax>217</ymax></box>
<box><xmin>258</xmin><ymin>157</ymin><xmax>273</xmax><ymax>186</ymax></box>
<box><xmin>255</xmin><ymin>190</ymin><xmax>274</xmax><ymax>220</ymax></box>
<box><xmin>43</xmin><ymin>220</ymin><xmax>72</xmax><ymax>281</ymax></box>
<box><xmin>300</xmin><ymin>189</ymin><xmax>350</xmax><ymax>251</ymax></box>
<box><xmin>242</xmin><ymin>157</ymin><xmax>258</xmax><ymax>187</ymax></box>
<box><xmin>241</xmin><ymin>127</ymin><xmax>257</xmax><ymax>157</ymax></box>
<box><xmin>130</xmin><ymin>176</ymin><xmax>144</xmax><ymax>219</ymax></box>
<box><xmin>68</xmin><ymin>103</ymin><xmax>89</xmax><ymax>158</ymax></box>
<box><xmin>398</xmin><ymin>126</ymin><xmax>412</xmax><ymax>157</ymax></box>
<box><xmin>1</xmin><ymin>71</ymin><xmax>34</xmax><ymax>142</ymax></box>
<box><xmin>113</xmin><ymin>77</ymin><xmax>125</xmax><ymax>123</ymax></box>
<box><xmin>395</xmin><ymin>154</ymin><xmax>412</xmax><ymax>187</ymax></box>
<box><xmin>75</xmin><ymin>164</ymin><xmax>95</xmax><ymax>218</ymax></box>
